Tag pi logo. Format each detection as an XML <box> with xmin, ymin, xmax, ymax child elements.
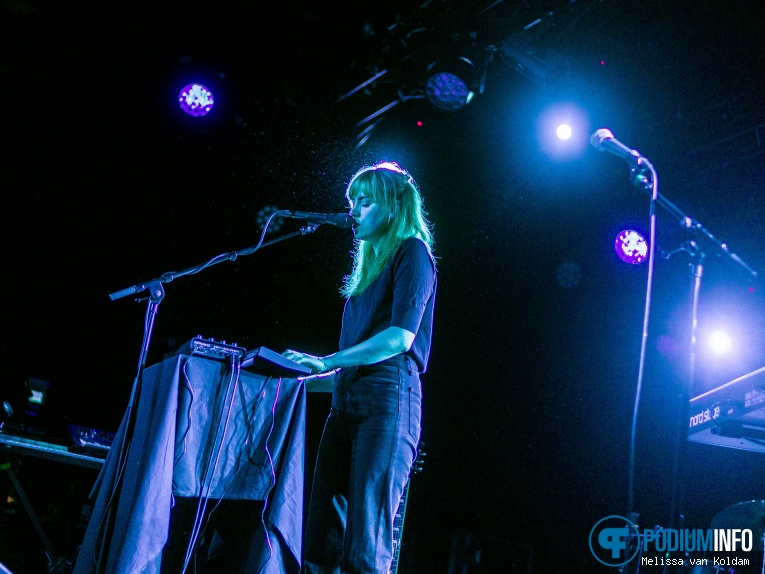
<box><xmin>589</xmin><ymin>515</ymin><xmax>640</xmax><ymax>567</ymax></box>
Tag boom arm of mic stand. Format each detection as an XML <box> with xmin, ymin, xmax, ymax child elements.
<box><xmin>108</xmin><ymin>224</ymin><xmax>320</xmax><ymax>301</ymax></box>
<box><xmin>630</xmin><ymin>168</ymin><xmax>758</xmax><ymax>279</ymax></box>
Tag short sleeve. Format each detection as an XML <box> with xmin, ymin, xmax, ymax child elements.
<box><xmin>390</xmin><ymin>238</ymin><xmax>436</xmax><ymax>334</ymax></box>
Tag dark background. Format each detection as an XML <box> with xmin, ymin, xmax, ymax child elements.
<box><xmin>3</xmin><ymin>0</ymin><xmax>765</xmax><ymax>572</ymax></box>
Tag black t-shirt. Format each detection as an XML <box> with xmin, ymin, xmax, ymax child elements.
<box><xmin>339</xmin><ymin>237</ymin><xmax>437</xmax><ymax>373</ymax></box>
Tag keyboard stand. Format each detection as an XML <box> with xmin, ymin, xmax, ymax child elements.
<box><xmin>1</xmin><ymin>460</ymin><xmax>73</xmax><ymax>573</ymax></box>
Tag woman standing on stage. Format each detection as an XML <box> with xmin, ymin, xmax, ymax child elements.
<box><xmin>283</xmin><ymin>161</ymin><xmax>437</xmax><ymax>574</ymax></box>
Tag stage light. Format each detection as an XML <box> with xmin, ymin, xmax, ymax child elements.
<box><xmin>424</xmin><ymin>58</ymin><xmax>475</xmax><ymax>111</ymax></box>
<box><xmin>178</xmin><ymin>83</ymin><xmax>214</xmax><ymax>117</ymax></box>
<box><xmin>425</xmin><ymin>73</ymin><xmax>470</xmax><ymax>111</ymax></box>
<box><xmin>556</xmin><ymin>124</ymin><xmax>572</xmax><ymax>140</ymax></box>
<box><xmin>615</xmin><ymin>230</ymin><xmax>648</xmax><ymax>264</ymax></box>
<box><xmin>708</xmin><ymin>330</ymin><xmax>733</xmax><ymax>354</ymax></box>
<box><xmin>535</xmin><ymin>103</ymin><xmax>590</xmax><ymax>160</ymax></box>
<box><xmin>256</xmin><ymin>205</ymin><xmax>283</xmax><ymax>233</ymax></box>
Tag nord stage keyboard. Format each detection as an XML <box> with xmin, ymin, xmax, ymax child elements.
<box><xmin>687</xmin><ymin>365</ymin><xmax>765</xmax><ymax>453</ymax></box>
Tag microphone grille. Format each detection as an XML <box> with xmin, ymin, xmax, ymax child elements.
<box><xmin>334</xmin><ymin>214</ymin><xmax>355</xmax><ymax>229</ymax></box>
<box><xmin>590</xmin><ymin>128</ymin><xmax>614</xmax><ymax>151</ymax></box>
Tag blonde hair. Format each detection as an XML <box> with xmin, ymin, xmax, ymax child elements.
<box><xmin>341</xmin><ymin>162</ymin><xmax>434</xmax><ymax>298</ymax></box>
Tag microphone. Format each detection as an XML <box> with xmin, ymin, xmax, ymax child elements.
<box><xmin>277</xmin><ymin>210</ymin><xmax>354</xmax><ymax>229</ymax></box>
<box><xmin>590</xmin><ymin>128</ymin><xmax>651</xmax><ymax>167</ymax></box>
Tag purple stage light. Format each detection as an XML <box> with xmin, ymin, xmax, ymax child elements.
<box><xmin>178</xmin><ymin>83</ymin><xmax>214</xmax><ymax>116</ymax></box>
<box><xmin>425</xmin><ymin>72</ymin><xmax>470</xmax><ymax>111</ymax></box>
<box><xmin>615</xmin><ymin>230</ymin><xmax>648</xmax><ymax>264</ymax></box>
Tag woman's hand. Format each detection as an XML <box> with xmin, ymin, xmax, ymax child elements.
<box><xmin>282</xmin><ymin>349</ymin><xmax>329</xmax><ymax>374</ymax></box>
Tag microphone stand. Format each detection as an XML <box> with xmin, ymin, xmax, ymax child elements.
<box><xmin>93</xmin><ymin>217</ymin><xmax>323</xmax><ymax>572</ymax></box>
<box><xmin>630</xmin><ymin>169</ymin><xmax>758</xmax><ymax>278</ymax></box>
<box><xmin>627</xmin><ymin>167</ymin><xmax>758</xmax><ymax>573</ymax></box>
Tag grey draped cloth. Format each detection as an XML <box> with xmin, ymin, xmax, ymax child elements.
<box><xmin>73</xmin><ymin>354</ymin><xmax>306</xmax><ymax>574</ymax></box>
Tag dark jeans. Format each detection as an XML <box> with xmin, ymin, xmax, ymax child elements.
<box><xmin>303</xmin><ymin>357</ymin><xmax>421</xmax><ymax>574</ymax></box>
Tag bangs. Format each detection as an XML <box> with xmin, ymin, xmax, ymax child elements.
<box><xmin>347</xmin><ymin>162</ymin><xmax>410</xmax><ymax>200</ymax></box>
<box><xmin>346</xmin><ymin>171</ymin><xmax>378</xmax><ymax>201</ymax></box>
<box><xmin>347</xmin><ymin>169</ymin><xmax>399</xmax><ymax>209</ymax></box>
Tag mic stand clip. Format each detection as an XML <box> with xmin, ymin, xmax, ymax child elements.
<box><xmin>300</xmin><ymin>223</ymin><xmax>321</xmax><ymax>235</ymax></box>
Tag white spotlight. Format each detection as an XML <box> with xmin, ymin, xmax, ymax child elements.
<box><xmin>708</xmin><ymin>330</ymin><xmax>732</xmax><ymax>354</ymax></box>
<box><xmin>556</xmin><ymin>124</ymin><xmax>572</xmax><ymax>140</ymax></box>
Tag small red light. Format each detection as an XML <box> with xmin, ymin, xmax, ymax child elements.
<box><xmin>600</xmin><ymin>60</ymin><xmax>605</xmax><ymax>66</ymax></box>
<box><xmin>416</xmin><ymin>120</ymin><xmax>423</xmax><ymax>127</ymax></box>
